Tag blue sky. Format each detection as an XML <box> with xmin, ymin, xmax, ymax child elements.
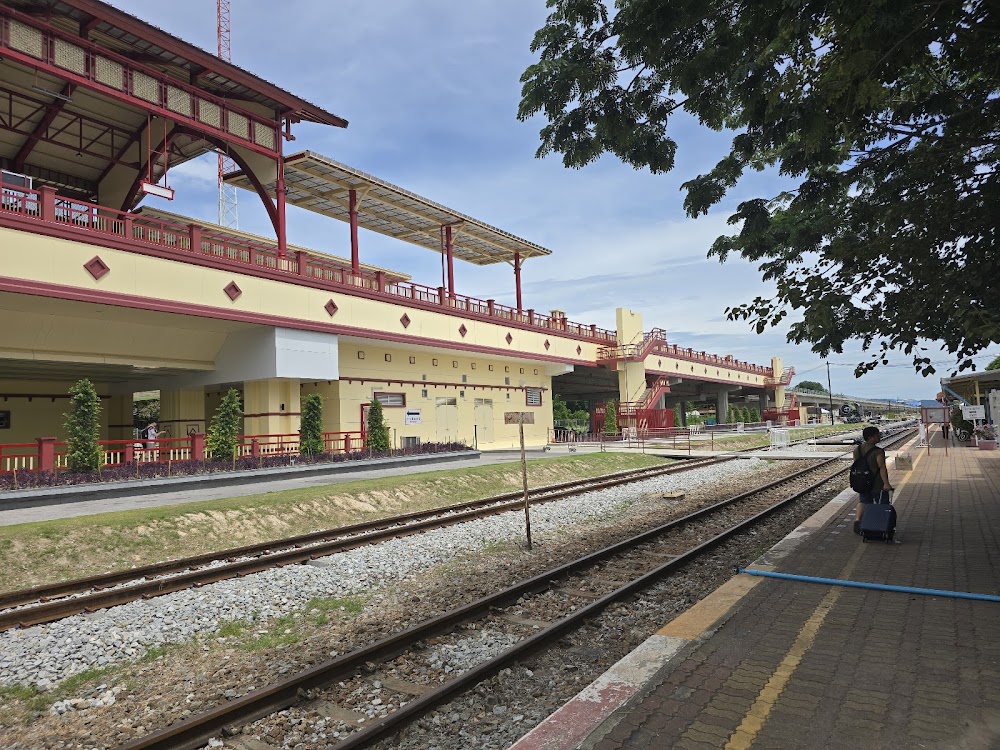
<box><xmin>108</xmin><ymin>0</ymin><xmax>996</xmax><ymax>400</ymax></box>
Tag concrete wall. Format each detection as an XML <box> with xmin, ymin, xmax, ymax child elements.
<box><xmin>0</xmin><ymin>379</ymin><xmax>111</xmax><ymax>443</ymax></box>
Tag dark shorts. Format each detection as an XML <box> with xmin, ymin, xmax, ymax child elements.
<box><xmin>859</xmin><ymin>490</ymin><xmax>890</xmax><ymax>504</ymax></box>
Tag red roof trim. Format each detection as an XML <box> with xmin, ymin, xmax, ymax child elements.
<box><xmin>56</xmin><ymin>0</ymin><xmax>348</xmax><ymax>128</ymax></box>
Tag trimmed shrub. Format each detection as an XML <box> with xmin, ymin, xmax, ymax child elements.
<box><xmin>603</xmin><ymin>401</ymin><xmax>619</xmax><ymax>435</ymax></box>
<box><xmin>300</xmin><ymin>394</ymin><xmax>324</xmax><ymax>456</ymax></box>
<box><xmin>64</xmin><ymin>379</ymin><xmax>102</xmax><ymax>472</ymax></box>
<box><xmin>207</xmin><ymin>388</ymin><xmax>243</xmax><ymax>460</ymax></box>
<box><xmin>366</xmin><ymin>399</ymin><xmax>391</xmax><ymax>451</ymax></box>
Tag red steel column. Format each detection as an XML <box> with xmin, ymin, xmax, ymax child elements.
<box><xmin>445</xmin><ymin>225</ymin><xmax>455</xmax><ymax>298</ymax></box>
<box><xmin>514</xmin><ymin>252</ymin><xmax>523</xmax><ymax>312</ymax></box>
<box><xmin>275</xmin><ymin>133</ymin><xmax>288</xmax><ymax>259</ymax></box>
<box><xmin>349</xmin><ymin>188</ymin><xmax>360</xmax><ymax>275</ymax></box>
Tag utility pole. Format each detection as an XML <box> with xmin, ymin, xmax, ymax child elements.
<box><xmin>217</xmin><ymin>0</ymin><xmax>238</xmax><ymax>228</ymax></box>
<box><xmin>826</xmin><ymin>361</ymin><xmax>835</xmax><ymax>426</ymax></box>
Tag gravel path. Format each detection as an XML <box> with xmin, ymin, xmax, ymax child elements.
<box><xmin>1</xmin><ymin>458</ymin><xmax>768</xmax><ymax>691</ymax></box>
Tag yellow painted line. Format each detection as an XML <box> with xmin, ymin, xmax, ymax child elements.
<box><xmin>724</xmin><ymin>542</ymin><xmax>867</xmax><ymax>749</ymax></box>
<box><xmin>656</xmin><ymin>575</ymin><xmax>761</xmax><ymax>640</ymax></box>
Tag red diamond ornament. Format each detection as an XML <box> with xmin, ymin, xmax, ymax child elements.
<box><xmin>224</xmin><ymin>281</ymin><xmax>242</xmax><ymax>301</ymax></box>
<box><xmin>544</xmin><ymin>339</ymin><xmax>550</xmax><ymax>350</ymax></box>
<box><xmin>576</xmin><ymin>345</ymin><xmax>582</xmax><ymax>355</ymax></box>
<box><xmin>505</xmin><ymin>332</ymin><xmax>513</xmax><ymax>345</ymax></box>
<box><xmin>458</xmin><ymin>324</ymin><xmax>468</xmax><ymax>338</ymax></box>
<box><xmin>400</xmin><ymin>313</ymin><xmax>411</xmax><ymax>329</ymax></box>
<box><xmin>325</xmin><ymin>299</ymin><xmax>339</xmax><ymax>317</ymax></box>
<box><xmin>84</xmin><ymin>256</ymin><xmax>110</xmax><ymax>280</ymax></box>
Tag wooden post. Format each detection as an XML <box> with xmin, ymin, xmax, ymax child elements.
<box><xmin>506</xmin><ymin>411</ymin><xmax>535</xmax><ymax>550</ymax></box>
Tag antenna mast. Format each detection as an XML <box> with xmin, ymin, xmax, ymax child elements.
<box><xmin>217</xmin><ymin>0</ymin><xmax>238</xmax><ymax>228</ymax></box>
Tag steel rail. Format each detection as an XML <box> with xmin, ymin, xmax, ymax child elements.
<box><xmin>118</xmin><ymin>435</ymin><xmax>916</xmax><ymax>750</ymax></box>
<box><xmin>0</xmin><ymin>456</ymin><xmax>736</xmax><ymax>630</ymax></box>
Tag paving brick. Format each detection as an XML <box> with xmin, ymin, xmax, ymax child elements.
<box><xmin>585</xmin><ymin>444</ymin><xmax>1000</xmax><ymax>750</ymax></box>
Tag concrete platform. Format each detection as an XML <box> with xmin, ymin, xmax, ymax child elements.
<box><xmin>511</xmin><ymin>431</ymin><xmax>1000</xmax><ymax>749</ymax></box>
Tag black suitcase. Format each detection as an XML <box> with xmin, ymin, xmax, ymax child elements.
<box><xmin>860</xmin><ymin>495</ymin><xmax>896</xmax><ymax>543</ymax></box>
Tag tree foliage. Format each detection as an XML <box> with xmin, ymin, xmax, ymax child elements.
<box><xmin>300</xmin><ymin>394</ymin><xmax>324</xmax><ymax>456</ymax></box>
<box><xmin>520</xmin><ymin>0</ymin><xmax>1000</xmax><ymax>376</ymax></box>
<box><xmin>207</xmin><ymin>388</ymin><xmax>242</xmax><ymax>461</ymax></box>
<box><xmin>797</xmin><ymin>380</ymin><xmax>827</xmax><ymax>393</ymax></box>
<box><xmin>64</xmin><ymin>379</ymin><xmax>102</xmax><ymax>472</ymax></box>
<box><xmin>987</xmin><ymin>354</ymin><xmax>1000</xmax><ymax>371</ymax></box>
<box><xmin>366</xmin><ymin>399</ymin><xmax>391</xmax><ymax>451</ymax></box>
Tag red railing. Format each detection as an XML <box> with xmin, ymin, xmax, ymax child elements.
<box><xmin>765</xmin><ymin>366</ymin><xmax>796</xmax><ymax>386</ymax></box>
<box><xmin>0</xmin><ymin>430</ymin><xmax>365</xmax><ymax>475</ymax></box>
<box><xmin>597</xmin><ymin>328</ymin><xmax>771</xmax><ymax>376</ymax></box>
<box><xmin>0</xmin><ymin>178</ymin><xmax>617</xmax><ymax>344</ymax></box>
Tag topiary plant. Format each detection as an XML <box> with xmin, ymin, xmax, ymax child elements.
<box><xmin>64</xmin><ymin>378</ymin><xmax>102</xmax><ymax>472</ymax></box>
<box><xmin>366</xmin><ymin>399</ymin><xmax>391</xmax><ymax>451</ymax></box>
<box><xmin>207</xmin><ymin>388</ymin><xmax>243</xmax><ymax>460</ymax></box>
<box><xmin>603</xmin><ymin>400</ymin><xmax>619</xmax><ymax>435</ymax></box>
<box><xmin>299</xmin><ymin>393</ymin><xmax>324</xmax><ymax>456</ymax></box>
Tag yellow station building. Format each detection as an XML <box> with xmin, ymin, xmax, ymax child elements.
<box><xmin>0</xmin><ymin>0</ymin><xmax>793</xmax><ymax>462</ymax></box>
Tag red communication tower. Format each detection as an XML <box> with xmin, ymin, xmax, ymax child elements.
<box><xmin>217</xmin><ymin>0</ymin><xmax>238</xmax><ymax>228</ymax></box>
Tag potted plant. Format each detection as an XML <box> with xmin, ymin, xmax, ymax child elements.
<box><xmin>974</xmin><ymin>424</ymin><xmax>997</xmax><ymax>450</ymax></box>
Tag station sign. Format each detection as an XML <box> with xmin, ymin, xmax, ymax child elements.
<box><xmin>505</xmin><ymin>412</ymin><xmax>534</xmax><ymax>424</ymax></box>
<box><xmin>962</xmin><ymin>405</ymin><xmax>986</xmax><ymax>421</ymax></box>
<box><xmin>404</xmin><ymin>408</ymin><xmax>422</xmax><ymax>425</ymax></box>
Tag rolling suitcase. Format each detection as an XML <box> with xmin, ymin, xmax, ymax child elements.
<box><xmin>860</xmin><ymin>493</ymin><xmax>896</xmax><ymax>543</ymax></box>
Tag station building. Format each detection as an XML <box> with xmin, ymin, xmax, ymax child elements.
<box><xmin>0</xmin><ymin>0</ymin><xmax>793</xmax><ymax>458</ymax></box>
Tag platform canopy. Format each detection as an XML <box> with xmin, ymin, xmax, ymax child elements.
<box><xmin>941</xmin><ymin>370</ymin><xmax>1000</xmax><ymax>405</ymax></box>
<box><xmin>227</xmin><ymin>151</ymin><xmax>553</xmax><ymax>266</ymax></box>
<box><xmin>0</xmin><ymin>0</ymin><xmax>346</xmax><ymax>207</ymax></box>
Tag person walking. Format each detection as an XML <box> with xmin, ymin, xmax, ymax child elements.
<box><xmin>853</xmin><ymin>426</ymin><xmax>894</xmax><ymax>534</ymax></box>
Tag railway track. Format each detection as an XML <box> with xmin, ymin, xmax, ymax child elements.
<box><xmin>117</xmin><ymin>430</ymin><xmax>913</xmax><ymax>750</ymax></box>
<box><xmin>0</xmin><ymin>455</ymin><xmax>740</xmax><ymax>631</ymax></box>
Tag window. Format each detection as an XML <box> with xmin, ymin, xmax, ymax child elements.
<box><xmin>401</xmin><ymin>436</ymin><xmax>421</xmax><ymax>449</ymax></box>
<box><xmin>504</xmin><ymin>377</ymin><xmax>510</xmax><ymax>385</ymax></box>
<box><xmin>385</xmin><ymin>354</ymin><xmax>392</xmax><ymax>362</ymax></box>
<box><xmin>520</xmin><ymin>368</ymin><xmax>525</xmax><ymax>374</ymax></box>
<box><xmin>421</xmin><ymin>389</ymin><xmax>428</xmax><ymax>398</ymax></box>
<box><xmin>471</xmin><ymin>363</ymin><xmax>477</xmax><ymax>370</ymax></box>
<box><xmin>526</xmin><ymin>388</ymin><xmax>543</xmax><ymax>407</ymax></box>
<box><xmin>461</xmin><ymin>375</ymin><xmax>468</xmax><ymax>383</ymax></box>
<box><xmin>374</xmin><ymin>392</ymin><xmax>406</xmax><ymax>408</ymax></box>
<box><xmin>409</xmin><ymin>356</ymin><xmax>416</xmax><ymax>364</ymax></box>
<box><xmin>433</xmin><ymin>359</ymin><xmax>438</xmax><ymax>366</ymax></box>
<box><xmin>358</xmin><ymin>351</ymin><xmax>365</xmax><ymax>359</ymax></box>
<box><xmin>504</xmin><ymin>366</ymin><xmax>510</xmax><ymax>373</ymax></box>
<box><xmin>488</xmin><ymin>365</ymin><xmax>494</xmax><ymax>372</ymax></box>
<box><xmin>452</xmin><ymin>360</ymin><xmax>459</xmax><ymax>368</ymax></box>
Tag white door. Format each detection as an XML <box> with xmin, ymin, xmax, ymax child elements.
<box><xmin>474</xmin><ymin>398</ymin><xmax>494</xmax><ymax>446</ymax></box>
<box><xmin>435</xmin><ymin>398</ymin><xmax>458</xmax><ymax>442</ymax></box>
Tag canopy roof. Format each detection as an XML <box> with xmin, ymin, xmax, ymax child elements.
<box><xmin>1</xmin><ymin>0</ymin><xmax>347</xmax><ymax>127</ymax></box>
<box><xmin>941</xmin><ymin>369</ymin><xmax>1000</xmax><ymax>404</ymax></box>
<box><xmin>227</xmin><ymin>151</ymin><xmax>553</xmax><ymax>266</ymax></box>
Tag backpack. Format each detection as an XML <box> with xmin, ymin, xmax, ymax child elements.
<box><xmin>849</xmin><ymin>446</ymin><xmax>877</xmax><ymax>493</ymax></box>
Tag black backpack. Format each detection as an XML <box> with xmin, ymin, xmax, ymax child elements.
<box><xmin>849</xmin><ymin>447</ymin><xmax>877</xmax><ymax>493</ymax></box>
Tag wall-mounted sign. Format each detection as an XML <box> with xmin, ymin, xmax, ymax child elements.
<box><xmin>0</xmin><ymin>411</ymin><xmax>9</xmax><ymax>429</ymax></box>
<box><xmin>404</xmin><ymin>409</ymin><xmax>422</xmax><ymax>425</ymax></box>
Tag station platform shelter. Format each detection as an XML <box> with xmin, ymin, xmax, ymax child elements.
<box><xmin>512</xmin><ymin>428</ymin><xmax>1000</xmax><ymax>750</ymax></box>
<box><xmin>0</xmin><ymin>0</ymin><xmax>789</xmax><ymax>472</ymax></box>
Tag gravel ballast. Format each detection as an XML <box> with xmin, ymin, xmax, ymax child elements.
<box><xmin>0</xmin><ymin>458</ymin><xmax>769</xmax><ymax>691</ymax></box>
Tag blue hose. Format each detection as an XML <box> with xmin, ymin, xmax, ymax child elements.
<box><xmin>737</xmin><ymin>568</ymin><xmax>1000</xmax><ymax>602</ymax></box>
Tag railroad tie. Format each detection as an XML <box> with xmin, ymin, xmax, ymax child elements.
<box><xmin>314</xmin><ymin>701</ymin><xmax>369</xmax><ymax>725</ymax></box>
<box><xmin>500</xmin><ymin>614</ymin><xmax>553</xmax><ymax>629</ymax></box>
<box><xmin>377</xmin><ymin>675</ymin><xmax>434</xmax><ymax>696</ymax></box>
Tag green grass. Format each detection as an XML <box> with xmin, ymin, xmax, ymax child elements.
<box><xmin>306</xmin><ymin>596</ymin><xmax>364</xmax><ymax>625</ymax></box>
<box><xmin>0</xmin><ymin>665</ymin><xmax>118</xmax><ymax>723</ymax></box>
<box><xmin>0</xmin><ymin>452</ymin><xmax>667</xmax><ymax>593</ymax></box>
